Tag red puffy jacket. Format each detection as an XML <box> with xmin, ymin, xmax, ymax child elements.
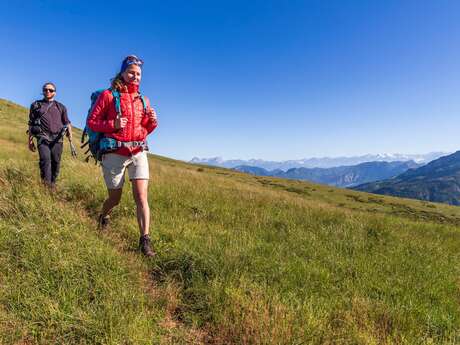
<box><xmin>88</xmin><ymin>83</ymin><xmax>157</xmax><ymax>156</ymax></box>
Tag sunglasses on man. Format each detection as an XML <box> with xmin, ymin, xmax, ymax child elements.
<box><xmin>43</xmin><ymin>88</ymin><xmax>56</xmax><ymax>93</ymax></box>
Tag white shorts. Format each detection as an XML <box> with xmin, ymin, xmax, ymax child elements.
<box><xmin>101</xmin><ymin>151</ymin><xmax>149</xmax><ymax>189</ymax></box>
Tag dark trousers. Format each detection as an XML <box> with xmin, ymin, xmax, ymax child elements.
<box><xmin>38</xmin><ymin>140</ymin><xmax>63</xmax><ymax>185</ymax></box>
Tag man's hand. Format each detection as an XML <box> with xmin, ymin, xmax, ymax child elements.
<box><xmin>66</xmin><ymin>124</ymin><xmax>74</xmax><ymax>141</ymax></box>
<box><xmin>28</xmin><ymin>137</ymin><xmax>36</xmax><ymax>152</ymax></box>
<box><xmin>115</xmin><ymin>117</ymin><xmax>128</xmax><ymax>129</ymax></box>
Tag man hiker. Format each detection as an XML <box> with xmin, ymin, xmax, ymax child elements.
<box><xmin>28</xmin><ymin>82</ymin><xmax>76</xmax><ymax>190</ymax></box>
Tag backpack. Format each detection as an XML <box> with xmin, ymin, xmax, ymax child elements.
<box><xmin>80</xmin><ymin>89</ymin><xmax>148</xmax><ymax>163</ymax></box>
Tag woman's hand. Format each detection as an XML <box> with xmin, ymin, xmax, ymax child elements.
<box><xmin>147</xmin><ymin>107</ymin><xmax>157</xmax><ymax>122</ymax></box>
<box><xmin>115</xmin><ymin>117</ymin><xmax>128</xmax><ymax>129</ymax></box>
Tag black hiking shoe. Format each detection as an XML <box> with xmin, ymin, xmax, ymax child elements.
<box><xmin>43</xmin><ymin>182</ymin><xmax>56</xmax><ymax>193</ymax></box>
<box><xmin>98</xmin><ymin>215</ymin><xmax>110</xmax><ymax>231</ymax></box>
<box><xmin>139</xmin><ymin>234</ymin><xmax>155</xmax><ymax>257</ymax></box>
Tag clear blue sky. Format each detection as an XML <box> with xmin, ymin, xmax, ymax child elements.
<box><xmin>1</xmin><ymin>0</ymin><xmax>459</xmax><ymax>161</ymax></box>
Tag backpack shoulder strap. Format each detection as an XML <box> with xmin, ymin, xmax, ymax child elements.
<box><xmin>32</xmin><ymin>100</ymin><xmax>54</xmax><ymax>120</ymax></box>
<box><xmin>28</xmin><ymin>101</ymin><xmax>41</xmax><ymax>126</ymax></box>
<box><xmin>30</xmin><ymin>100</ymin><xmax>42</xmax><ymax>115</ymax></box>
<box><xmin>111</xmin><ymin>89</ymin><xmax>122</xmax><ymax>118</ymax></box>
<box><xmin>54</xmin><ymin>101</ymin><xmax>64</xmax><ymax>114</ymax></box>
<box><xmin>31</xmin><ymin>100</ymin><xmax>41</xmax><ymax>109</ymax></box>
<box><xmin>139</xmin><ymin>94</ymin><xmax>147</xmax><ymax>111</ymax></box>
<box><xmin>109</xmin><ymin>89</ymin><xmax>146</xmax><ymax>116</ymax></box>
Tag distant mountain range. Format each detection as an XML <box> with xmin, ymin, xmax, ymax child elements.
<box><xmin>190</xmin><ymin>152</ymin><xmax>447</xmax><ymax>171</ymax></box>
<box><xmin>354</xmin><ymin>151</ymin><xmax>460</xmax><ymax>205</ymax></box>
<box><xmin>234</xmin><ymin>161</ymin><xmax>421</xmax><ymax>188</ymax></box>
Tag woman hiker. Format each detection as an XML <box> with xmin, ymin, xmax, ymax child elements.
<box><xmin>28</xmin><ymin>82</ymin><xmax>75</xmax><ymax>190</ymax></box>
<box><xmin>87</xmin><ymin>55</ymin><xmax>158</xmax><ymax>257</ymax></box>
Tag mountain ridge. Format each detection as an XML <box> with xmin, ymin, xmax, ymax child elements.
<box><xmin>234</xmin><ymin>160</ymin><xmax>421</xmax><ymax>187</ymax></box>
<box><xmin>190</xmin><ymin>152</ymin><xmax>447</xmax><ymax>170</ymax></box>
<box><xmin>354</xmin><ymin>151</ymin><xmax>460</xmax><ymax>205</ymax></box>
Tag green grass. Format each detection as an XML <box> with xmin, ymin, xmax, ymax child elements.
<box><xmin>0</xmin><ymin>98</ymin><xmax>459</xmax><ymax>344</ymax></box>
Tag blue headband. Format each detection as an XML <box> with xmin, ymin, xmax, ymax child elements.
<box><xmin>120</xmin><ymin>55</ymin><xmax>144</xmax><ymax>73</ymax></box>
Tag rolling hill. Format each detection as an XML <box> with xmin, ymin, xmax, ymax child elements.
<box><xmin>1</xmin><ymin>98</ymin><xmax>459</xmax><ymax>344</ymax></box>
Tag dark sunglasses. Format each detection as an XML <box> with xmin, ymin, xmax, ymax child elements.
<box><xmin>43</xmin><ymin>88</ymin><xmax>56</xmax><ymax>93</ymax></box>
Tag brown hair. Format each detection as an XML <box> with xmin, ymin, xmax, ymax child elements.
<box><xmin>110</xmin><ymin>73</ymin><xmax>125</xmax><ymax>91</ymax></box>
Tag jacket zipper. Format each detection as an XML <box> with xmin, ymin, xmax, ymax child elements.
<box><xmin>130</xmin><ymin>93</ymin><xmax>135</xmax><ymax>155</ymax></box>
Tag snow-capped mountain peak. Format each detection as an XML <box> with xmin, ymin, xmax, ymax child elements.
<box><xmin>189</xmin><ymin>152</ymin><xmax>450</xmax><ymax>171</ymax></box>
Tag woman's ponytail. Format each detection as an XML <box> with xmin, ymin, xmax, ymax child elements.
<box><xmin>110</xmin><ymin>73</ymin><xmax>124</xmax><ymax>91</ymax></box>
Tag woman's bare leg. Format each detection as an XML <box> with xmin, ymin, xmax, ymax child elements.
<box><xmin>132</xmin><ymin>179</ymin><xmax>154</xmax><ymax>256</ymax></box>
<box><xmin>131</xmin><ymin>179</ymin><xmax>150</xmax><ymax>236</ymax></box>
<box><xmin>101</xmin><ymin>188</ymin><xmax>123</xmax><ymax>217</ymax></box>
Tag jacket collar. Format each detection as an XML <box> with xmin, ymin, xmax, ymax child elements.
<box><xmin>121</xmin><ymin>82</ymin><xmax>139</xmax><ymax>94</ymax></box>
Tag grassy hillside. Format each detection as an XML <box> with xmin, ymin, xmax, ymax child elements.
<box><xmin>0</xmin><ymin>98</ymin><xmax>459</xmax><ymax>344</ymax></box>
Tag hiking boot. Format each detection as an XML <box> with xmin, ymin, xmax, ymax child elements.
<box><xmin>43</xmin><ymin>181</ymin><xmax>56</xmax><ymax>193</ymax></box>
<box><xmin>139</xmin><ymin>234</ymin><xmax>155</xmax><ymax>257</ymax></box>
<box><xmin>98</xmin><ymin>214</ymin><xmax>110</xmax><ymax>231</ymax></box>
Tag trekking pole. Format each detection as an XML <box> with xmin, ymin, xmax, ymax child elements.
<box><xmin>69</xmin><ymin>139</ymin><xmax>77</xmax><ymax>158</ymax></box>
<box><xmin>62</xmin><ymin>124</ymin><xmax>77</xmax><ymax>158</ymax></box>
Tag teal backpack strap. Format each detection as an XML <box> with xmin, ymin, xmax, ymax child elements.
<box><xmin>111</xmin><ymin>90</ymin><xmax>122</xmax><ymax>117</ymax></box>
<box><xmin>139</xmin><ymin>94</ymin><xmax>147</xmax><ymax>111</ymax></box>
